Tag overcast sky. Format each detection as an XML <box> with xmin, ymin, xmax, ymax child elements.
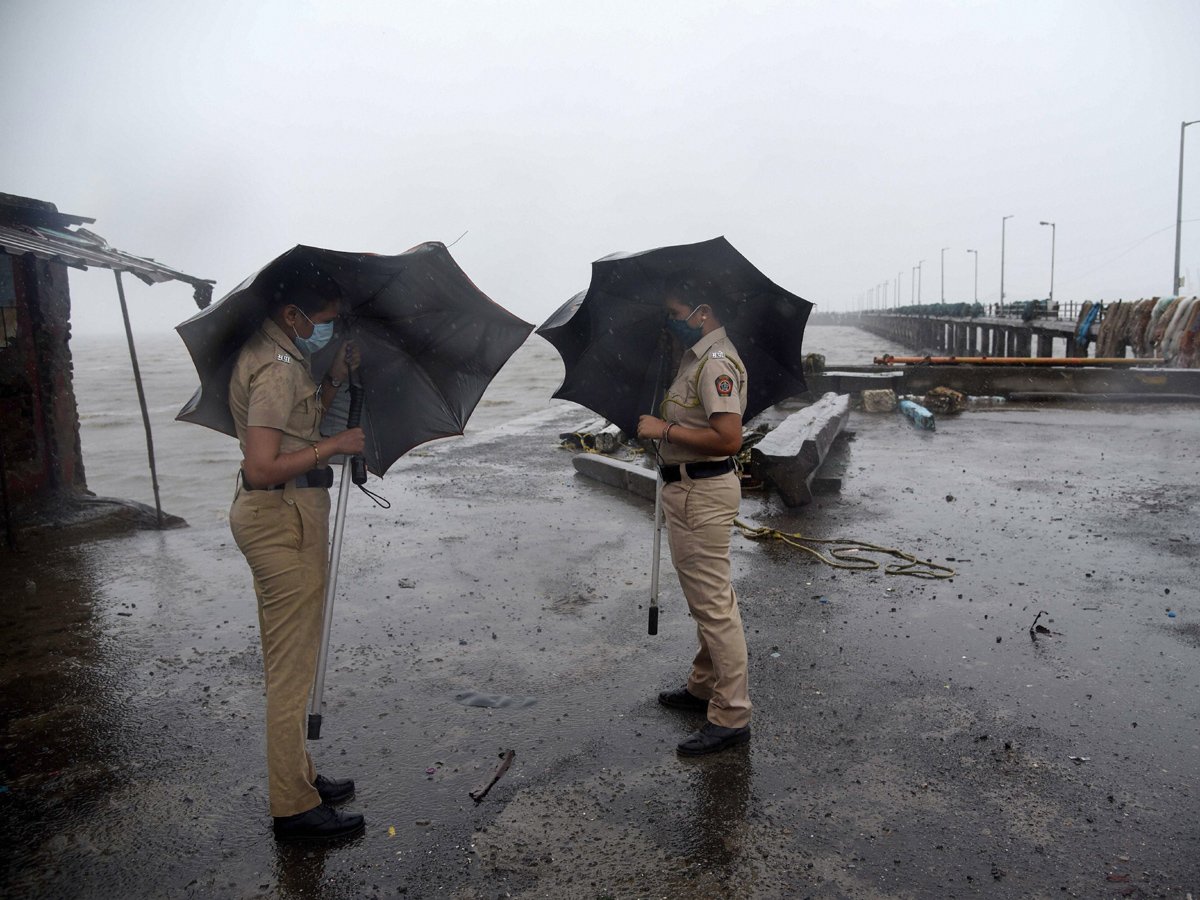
<box><xmin>3</xmin><ymin>0</ymin><xmax>1199</xmax><ymax>334</ymax></box>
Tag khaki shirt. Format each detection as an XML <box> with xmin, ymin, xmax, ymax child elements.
<box><xmin>229</xmin><ymin>318</ymin><xmax>323</xmax><ymax>458</ymax></box>
<box><xmin>658</xmin><ymin>326</ymin><xmax>747</xmax><ymax>464</ymax></box>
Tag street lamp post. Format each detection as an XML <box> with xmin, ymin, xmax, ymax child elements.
<box><xmin>917</xmin><ymin>260</ymin><xmax>925</xmax><ymax>304</ymax></box>
<box><xmin>1174</xmin><ymin>120</ymin><xmax>1200</xmax><ymax>295</ymax></box>
<box><xmin>940</xmin><ymin>247</ymin><xmax>949</xmax><ymax>302</ymax></box>
<box><xmin>1039</xmin><ymin>221</ymin><xmax>1056</xmax><ymax>306</ymax></box>
<box><xmin>1000</xmin><ymin>215</ymin><xmax>1014</xmax><ymax>314</ymax></box>
<box><xmin>897</xmin><ymin>271</ymin><xmax>903</xmax><ymax>308</ymax></box>
<box><xmin>966</xmin><ymin>249</ymin><xmax>978</xmax><ymax>303</ymax></box>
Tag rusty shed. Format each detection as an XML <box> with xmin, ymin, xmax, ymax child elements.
<box><xmin>0</xmin><ymin>192</ymin><xmax>212</xmax><ymax>543</ymax></box>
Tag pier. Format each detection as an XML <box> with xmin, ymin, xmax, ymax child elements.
<box><xmin>857</xmin><ymin>311</ymin><xmax>1096</xmax><ymax>357</ymax></box>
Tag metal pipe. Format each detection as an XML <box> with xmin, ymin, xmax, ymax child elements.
<box><xmin>873</xmin><ymin>355</ymin><xmax>1165</xmax><ymax>366</ymax></box>
<box><xmin>1174</xmin><ymin>120</ymin><xmax>1199</xmax><ymax>295</ymax></box>
<box><xmin>114</xmin><ymin>271</ymin><xmax>163</xmax><ymax>528</ymax></box>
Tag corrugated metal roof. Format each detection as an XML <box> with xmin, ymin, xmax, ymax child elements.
<box><xmin>0</xmin><ymin>222</ymin><xmax>214</xmax><ymax>308</ymax></box>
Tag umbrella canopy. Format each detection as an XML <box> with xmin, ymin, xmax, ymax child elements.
<box><xmin>537</xmin><ymin>237</ymin><xmax>813</xmax><ymax>435</ymax></box>
<box><xmin>176</xmin><ymin>242</ymin><xmax>532</xmax><ymax>474</ymax></box>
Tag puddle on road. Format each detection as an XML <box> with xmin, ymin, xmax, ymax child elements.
<box><xmin>453</xmin><ymin>690</ymin><xmax>537</xmax><ymax>709</ymax></box>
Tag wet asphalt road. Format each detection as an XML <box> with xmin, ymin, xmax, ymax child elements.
<box><xmin>2</xmin><ymin>402</ymin><xmax>1198</xmax><ymax>900</ymax></box>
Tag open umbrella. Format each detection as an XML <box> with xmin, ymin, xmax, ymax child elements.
<box><xmin>537</xmin><ymin>236</ymin><xmax>813</xmax><ymax>633</ymax></box>
<box><xmin>176</xmin><ymin>241</ymin><xmax>532</xmax><ymax>735</ymax></box>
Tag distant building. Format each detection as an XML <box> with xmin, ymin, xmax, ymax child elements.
<box><xmin>0</xmin><ymin>193</ymin><xmax>211</xmax><ymax>541</ymax></box>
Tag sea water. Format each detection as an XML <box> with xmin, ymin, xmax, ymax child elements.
<box><xmin>69</xmin><ymin>326</ymin><xmax>910</xmax><ymax>525</ymax></box>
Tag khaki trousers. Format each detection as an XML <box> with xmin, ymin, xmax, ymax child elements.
<box><xmin>661</xmin><ymin>468</ymin><xmax>751</xmax><ymax>729</ymax></box>
<box><xmin>230</xmin><ymin>482</ymin><xmax>330</xmax><ymax>817</ymax></box>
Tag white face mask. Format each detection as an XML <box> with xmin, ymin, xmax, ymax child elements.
<box><xmin>293</xmin><ymin>308</ymin><xmax>334</xmax><ymax>355</ymax></box>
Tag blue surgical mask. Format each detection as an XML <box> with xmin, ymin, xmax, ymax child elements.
<box><xmin>293</xmin><ymin>309</ymin><xmax>334</xmax><ymax>355</ymax></box>
<box><xmin>666</xmin><ymin>306</ymin><xmax>704</xmax><ymax>348</ymax></box>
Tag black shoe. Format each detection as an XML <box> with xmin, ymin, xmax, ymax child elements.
<box><xmin>677</xmin><ymin>722</ymin><xmax>751</xmax><ymax>757</ymax></box>
<box><xmin>273</xmin><ymin>803</ymin><xmax>365</xmax><ymax>843</ymax></box>
<box><xmin>314</xmin><ymin>774</ymin><xmax>355</xmax><ymax>804</ymax></box>
<box><xmin>658</xmin><ymin>685</ymin><xmax>710</xmax><ymax>713</ymax></box>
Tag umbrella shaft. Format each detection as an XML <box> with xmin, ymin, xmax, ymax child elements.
<box><xmin>309</xmin><ymin>456</ymin><xmax>354</xmax><ymax>733</ymax></box>
<box><xmin>650</xmin><ymin>472</ymin><xmax>663</xmax><ymax>604</ymax></box>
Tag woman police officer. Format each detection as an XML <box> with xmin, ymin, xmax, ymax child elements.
<box><xmin>228</xmin><ymin>269</ymin><xmax>366</xmax><ymax>841</ymax></box>
<box><xmin>637</xmin><ymin>281</ymin><xmax>752</xmax><ymax>757</ymax></box>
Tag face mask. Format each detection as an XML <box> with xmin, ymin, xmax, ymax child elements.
<box><xmin>666</xmin><ymin>305</ymin><xmax>704</xmax><ymax>348</ymax></box>
<box><xmin>293</xmin><ymin>309</ymin><xmax>335</xmax><ymax>355</ymax></box>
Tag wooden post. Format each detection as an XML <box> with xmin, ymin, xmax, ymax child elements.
<box><xmin>114</xmin><ymin>271</ymin><xmax>164</xmax><ymax>528</ymax></box>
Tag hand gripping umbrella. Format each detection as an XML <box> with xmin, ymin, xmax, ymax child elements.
<box><xmin>537</xmin><ymin>236</ymin><xmax>813</xmax><ymax>634</ymax></box>
<box><xmin>176</xmin><ymin>242</ymin><xmax>533</xmax><ymax>736</ymax></box>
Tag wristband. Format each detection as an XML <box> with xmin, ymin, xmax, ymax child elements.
<box><xmin>663</xmin><ymin>424</ymin><xmax>674</xmax><ymax>443</ymax></box>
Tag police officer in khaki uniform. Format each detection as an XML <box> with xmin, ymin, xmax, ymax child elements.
<box><xmin>228</xmin><ymin>270</ymin><xmax>366</xmax><ymax>841</ymax></box>
<box><xmin>638</xmin><ymin>281</ymin><xmax>751</xmax><ymax>756</ymax></box>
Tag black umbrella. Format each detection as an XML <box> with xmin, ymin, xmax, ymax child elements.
<box><xmin>177</xmin><ymin>242</ymin><xmax>534</xmax><ymax>474</ymax></box>
<box><xmin>176</xmin><ymin>242</ymin><xmax>532</xmax><ymax>735</ymax></box>
<box><xmin>537</xmin><ymin>237</ymin><xmax>813</xmax><ymax>634</ymax></box>
<box><xmin>537</xmin><ymin>236</ymin><xmax>813</xmax><ymax>438</ymax></box>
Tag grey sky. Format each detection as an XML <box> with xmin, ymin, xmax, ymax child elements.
<box><xmin>3</xmin><ymin>0</ymin><xmax>1198</xmax><ymax>334</ymax></box>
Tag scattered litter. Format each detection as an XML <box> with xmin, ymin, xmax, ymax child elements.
<box><xmin>426</xmin><ymin>767</ymin><xmax>437</xmax><ymax>775</ymax></box>
<box><xmin>470</xmin><ymin>749</ymin><xmax>516</xmax><ymax>802</ymax></box>
<box><xmin>898</xmin><ymin>399</ymin><xmax>935</xmax><ymax>430</ymax></box>
<box><xmin>1029</xmin><ymin>610</ymin><xmax>1058</xmax><ymax>637</ymax></box>
<box><xmin>1168</xmin><ymin>612</ymin><xmax>1176</xmax><ymax>618</ymax></box>
<box><xmin>1068</xmin><ymin>755</ymin><xmax>1091</xmax><ymax>764</ymax></box>
<box><xmin>770</xmin><ymin>652</ymin><xmax>781</xmax><ymax>658</ymax></box>
<box><xmin>458</xmin><ymin>639</ymin><xmax>468</xmax><ymax>645</ymax></box>
<box><xmin>388</xmin><ymin>826</ymin><xmax>396</xmax><ymax>836</ymax></box>
<box><xmin>819</xmin><ymin>598</ymin><xmax>828</xmax><ymax>603</ymax></box>
<box><xmin>923</xmin><ymin>386</ymin><xmax>966</xmax><ymax>414</ymax></box>
<box><xmin>397</xmin><ymin>579</ymin><xmax>416</xmax><ymax>589</ymax></box>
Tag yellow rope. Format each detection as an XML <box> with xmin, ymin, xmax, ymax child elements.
<box><xmin>734</xmin><ymin>519</ymin><xmax>956</xmax><ymax>579</ymax></box>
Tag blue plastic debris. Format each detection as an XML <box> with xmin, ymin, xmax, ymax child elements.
<box><xmin>819</xmin><ymin>598</ymin><xmax>828</xmax><ymax>603</ymax></box>
<box><xmin>899</xmin><ymin>399</ymin><xmax>936</xmax><ymax>430</ymax></box>
<box><xmin>1168</xmin><ymin>612</ymin><xmax>1176</xmax><ymax>617</ymax></box>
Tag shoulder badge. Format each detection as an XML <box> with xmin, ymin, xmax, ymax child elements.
<box><xmin>715</xmin><ymin>374</ymin><xmax>734</xmax><ymax>397</ymax></box>
<box><xmin>276</xmin><ymin>353</ymin><xmax>292</xmax><ymax>364</ymax></box>
<box><xmin>711</xmin><ymin>350</ymin><xmax>725</xmax><ymax>359</ymax></box>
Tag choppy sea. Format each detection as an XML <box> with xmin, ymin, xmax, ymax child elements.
<box><xmin>70</xmin><ymin>326</ymin><xmax>912</xmax><ymax>526</ymax></box>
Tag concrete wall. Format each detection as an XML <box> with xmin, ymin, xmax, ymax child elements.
<box><xmin>0</xmin><ymin>252</ymin><xmax>87</xmax><ymax>518</ymax></box>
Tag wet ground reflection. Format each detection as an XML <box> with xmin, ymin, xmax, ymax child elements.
<box><xmin>674</xmin><ymin>751</ymin><xmax>753</xmax><ymax>870</ymax></box>
<box><xmin>0</xmin><ymin>544</ymin><xmax>135</xmax><ymax>896</ymax></box>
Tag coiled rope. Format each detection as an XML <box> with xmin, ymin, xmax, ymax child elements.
<box><xmin>733</xmin><ymin>519</ymin><xmax>956</xmax><ymax>579</ymax></box>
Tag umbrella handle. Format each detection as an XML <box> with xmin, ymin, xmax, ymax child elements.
<box><xmin>347</xmin><ymin>380</ymin><xmax>367</xmax><ymax>485</ymax></box>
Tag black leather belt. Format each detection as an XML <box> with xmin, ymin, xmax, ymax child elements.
<box><xmin>242</xmin><ymin>466</ymin><xmax>334</xmax><ymax>491</ymax></box>
<box><xmin>658</xmin><ymin>458</ymin><xmax>735</xmax><ymax>483</ymax></box>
